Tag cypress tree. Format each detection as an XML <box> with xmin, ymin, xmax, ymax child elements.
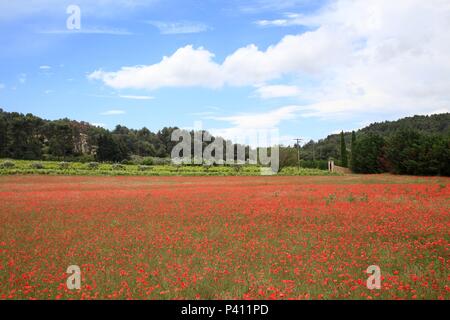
<box><xmin>340</xmin><ymin>131</ymin><xmax>348</xmax><ymax>167</ymax></box>
<box><xmin>0</xmin><ymin>117</ymin><xmax>8</xmax><ymax>157</ymax></box>
<box><xmin>351</xmin><ymin>131</ymin><xmax>356</xmax><ymax>167</ymax></box>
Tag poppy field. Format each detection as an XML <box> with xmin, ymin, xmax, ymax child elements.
<box><xmin>0</xmin><ymin>175</ymin><xmax>449</xmax><ymax>300</ymax></box>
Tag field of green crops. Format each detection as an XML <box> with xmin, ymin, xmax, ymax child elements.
<box><xmin>0</xmin><ymin>159</ymin><xmax>336</xmax><ymax>176</ymax></box>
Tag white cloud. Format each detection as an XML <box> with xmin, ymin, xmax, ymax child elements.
<box><xmin>119</xmin><ymin>95</ymin><xmax>154</xmax><ymax>100</ymax></box>
<box><xmin>210</xmin><ymin>105</ymin><xmax>303</xmax><ymax>130</ymax></box>
<box><xmin>254</xmin><ymin>84</ymin><xmax>301</xmax><ymax>99</ymax></box>
<box><xmin>89</xmin><ymin>45</ymin><xmax>223</xmax><ymax>90</ymax></box>
<box><xmin>0</xmin><ymin>83</ymin><xmax>5</xmax><ymax>90</ymax></box>
<box><xmin>39</xmin><ymin>65</ymin><xmax>51</xmax><ymax>70</ymax></box>
<box><xmin>206</xmin><ymin>105</ymin><xmax>305</xmax><ymax>146</ymax></box>
<box><xmin>148</xmin><ymin>21</ymin><xmax>210</xmax><ymax>35</ymax></box>
<box><xmin>44</xmin><ymin>89</ymin><xmax>54</xmax><ymax>94</ymax></box>
<box><xmin>100</xmin><ymin>110</ymin><xmax>126</xmax><ymax>116</ymax></box>
<box><xmin>256</xmin><ymin>12</ymin><xmax>320</xmax><ymax>27</ymax></box>
<box><xmin>89</xmin><ymin>29</ymin><xmax>346</xmax><ymax>89</ymax></box>
<box><xmin>90</xmin><ymin>0</ymin><xmax>450</xmax><ymax>120</ymax></box>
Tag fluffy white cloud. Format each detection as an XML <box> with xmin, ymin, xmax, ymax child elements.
<box><xmin>89</xmin><ymin>46</ymin><xmax>223</xmax><ymax>90</ymax></box>
<box><xmin>89</xmin><ymin>28</ymin><xmax>347</xmax><ymax>89</ymax></box>
<box><xmin>210</xmin><ymin>105</ymin><xmax>303</xmax><ymax>130</ymax></box>
<box><xmin>90</xmin><ymin>0</ymin><xmax>450</xmax><ymax>120</ymax></box>
<box><xmin>207</xmin><ymin>105</ymin><xmax>306</xmax><ymax>146</ymax></box>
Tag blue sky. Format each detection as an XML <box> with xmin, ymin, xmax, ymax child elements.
<box><xmin>0</xmin><ymin>0</ymin><xmax>449</xmax><ymax>146</ymax></box>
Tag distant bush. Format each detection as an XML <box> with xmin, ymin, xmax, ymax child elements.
<box><xmin>30</xmin><ymin>162</ymin><xmax>44</xmax><ymax>169</ymax></box>
<box><xmin>111</xmin><ymin>163</ymin><xmax>125</xmax><ymax>170</ymax></box>
<box><xmin>0</xmin><ymin>160</ymin><xmax>15</xmax><ymax>169</ymax></box>
<box><xmin>231</xmin><ymin>164</ymin><xmax>242</xmax><ymax>173</ymax></box>
<box><xmin>141</xmin><ymin>158</ymin><xmax>154</xmax><ymax>166</ymax></box>
<box><xmin>128</xmin><ymin>155</ymin><xmax>143</xmax><ymax>165</ymax></box>
<box><xmin>59</xmin><ymin>162</ymin><xmax>70</xmax><ymax>170</ymax></box>
<box><xmin>280</xmin><ymin>167</ymin><xmax>336</xmax><ymax>176</ymax></box>
<box><xmin>138</xmin><ymin>165</ymin><xmax>152</xmax><ymax>171</ymax></box>
<box><xmin>87</xmin><ymin>162</ymin><xmax>99</xmax><ymax>170</ymax></box>
<box><xmin>152</xmin><ymin>157</ymin><xmax>171</xmax><ymax>166</ymax></box>
<box><xmin>76</xmin><ymin>155</ymin><xmax>96</xmax><ymax>163</ymax></box>
<box><xmin>300</xmin><ymin>160</ymin><xmax>329</xmax><ymax>171</ymax></box>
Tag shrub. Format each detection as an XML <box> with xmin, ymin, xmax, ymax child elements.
<box><xmin>129</xmin><ymin>155</ymin><xmax>143</xmax><ymax>165</ymax></box>
<box><xmin>76</xmin><ymin>154</ymin><xmax>96</xmax><ymax>163</ymax></box>
<box><xmin>30</xmin><ymin>162</ymin><xmax>44</xmax><ymax>169</ymax></box>
<box><xmin>231</xmin><ymin>164</ymin><xmax>242</xmax><ymax>173</ymax></box>
<box><xmin>111</xmin><ymin>163</ymin><xmax>125</xmax><ymax>171</ymax></box>
<box><xmin>141</xmin><ymin>158</ymin><xmax>154</xmax><ymax>166</ymax></box>
<box><xmin>152</xmin><ymin>157</ymin><xmax>171</xmax><ymax>166</ymax></box>
<box><xmin>138</xmin><ymin>165</ymin><xmax>152</xmax><ymax>171</ymax></box>
<box><xmin>0</xmin><ymin>160</ymin><xmax>15</xmax><ymax>169</ymax></box>
<box><xmin>87</xmin><ymin>162</ymin><xmax>99</xmax><ymax>170</ymax></box>
<box><xmin>59</xmin><ymin>162</ymin><xmax>70</xmax><ymax>170</ymax></box>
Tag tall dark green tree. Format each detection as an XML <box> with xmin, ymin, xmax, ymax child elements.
<box><xmin>340</xmin><ymin>131</ymin><xmax>348</xmax><ymax>167</ymax></box>
<box><xmin>351</xmin><ymin>133</ymin><xmax>386</xmax><ymax>173</ymax></box>
<box><xmin>0</xmin><ymin>116</ymin><xmax>8</xmax><ymax>157</ymax></box>
<box><xmin>386</xmin><ymin>129</ymin><xmax>450</xmax><ymax>176</ymax></box>
<box><xmin>278</xmin><ymin>147</ymin><xmax>298</xmax><ymax>171</ymax></box>
<box><xmin>96</xmin><ymin>133</ymin><xmax>129</xmax><ymax>162</ymax></box>
<box><xmin>350</xmin><ymin>131</ymin><xmax>356</xmax><ymax>167</ymax></box>
<box><xmin>386</xmin><ymin>129</ymin><xmax>422</xmax><ymax>175</ymax></box>
<box><xmin>47</xmin><ymin>122</ymin><xmax>74</xmax><ymax>158</ymax></box>
<box><xmin>8</xmin><ymin>114</ymin><xmax>43</xmax><ymax>160</ymax></box>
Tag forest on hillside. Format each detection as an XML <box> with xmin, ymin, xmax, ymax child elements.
<box><xmin>0</xmin><ymin>108</ymin><xmax>250</xmax><ymax>164</ymax></box>
<box><xmin>0</xmin><ymin>108</ymin><xmax>449</xmax><ymax>175</ymax></box>
<box><xmin>300</xmin><ymin>113</ymin><xmax>450</xmax><ymax>161</ymax></box>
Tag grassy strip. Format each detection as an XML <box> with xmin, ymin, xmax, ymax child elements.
<box><xmin>0</xmin><ymin>159</ymin><xmax>337</xmax><ymax>176</ymax></box>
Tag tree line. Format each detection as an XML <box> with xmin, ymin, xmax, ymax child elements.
<box><xmin>273</xmin><ymin>113</ymin><xmax>450</xmax><ymax>176</ymax></box>
<box><xmin>349</xmin><ymin>129</ymin><xmax>450</xmax><ymax>176</ymax></box>
<box><xmin>299</xmin><ymin>113</ymin><xmax>450</xmax><ymax>162</ymax></box>
<box><xmin>0</xmin><ymin>108</ymin><xmax>254</xmax><ymax>164</ymax></box>
<box><xmin>0</xmin><ymin>109</ymin><xmax>182</xmax><ymax>162</ymax></box>
<box><xmin>1</xmin><ymin>108</ymin><xmax>448</xmax><ymax>175</ymax></box>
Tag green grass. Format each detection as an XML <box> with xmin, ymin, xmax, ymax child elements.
<box><xmin>0</xmin><ymin>159</ymin><xmax>337</xmax><ymax>177</ymax></box>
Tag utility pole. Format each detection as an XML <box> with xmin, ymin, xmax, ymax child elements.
<box><xmin>294</xmin><ymin>138</ymin><xmax>303</xmax><ymax>171</ymax></box>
